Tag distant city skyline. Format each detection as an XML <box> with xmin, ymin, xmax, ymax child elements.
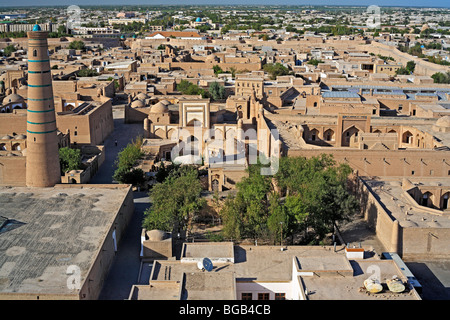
<box><xmin>0</xmin><ymin>0</ymin><xmax>449</xmax><ymax>8</ymax></box>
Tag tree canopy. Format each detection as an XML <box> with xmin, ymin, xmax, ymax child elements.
<box><xmin>396</xmin><ymin>60</ymin><xmax>416</xmax><ymax>75</ymax></box>
<box><xmin>68</xmin><ymin>40</ymin><xmax>86</xmax><ymax>51</ymax></box>
<box><xmin>59</xmin><ymin>147</ymin><xmax>82</xmax><ymax>174</ymax></box>
<box><xmin>208</xmin><ymin>82</ymin><xmax>226</xmax><ymax>101</ymax></box>
<box><xmin>307</xmin><ymin>58</ymin><xmax>324</xmax><ymax>66</ymax></box>
<box><xmin>3</xmin><ymin>45</ymin><xmax>17</xmax><ymax>57</ymax></box>
<box><xmin>263</xmin><ymin>63</ymin><xmax>291</xmax><ymax>80</ymax></box>
<box><xmin>176</xmin><ymin>79</ymin><xmax>208</xmax><ymax>98</ymax></box>
<box><xmin>219</xmin><ymin>154</ymin><xmax>359</xmax><ymax>245</ymax></box>
<box><xmin>142</xmin><ymin>165</ymin><xmax>205</xmax><ymax>234</ymax></box>
<box><xmin>213</xmin><ymin>65</ymin><xmax>224</xmax><ymax>75</ymax></box>
<box><xmin>113</xmin><ymin>137</ymin><xmax>145</xmax><ymax>185</ymax></box>
<box><xmin>78</xmin><ymin>68</ymin><xmax>99</xmax><ymax>77</ymax></box>
<box><xmin>431</xmin><ymin>72</ymin><xmax>450</xmax><ymax>84</ymax></box>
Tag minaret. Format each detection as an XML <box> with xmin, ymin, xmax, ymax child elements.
<box><xmin>25</xmin><ymin>24</ymin><xmax>61</xmax><ymax>187</ymax></box>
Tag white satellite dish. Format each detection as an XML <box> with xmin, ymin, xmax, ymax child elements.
<box><xmin>197</xmin><ymin>257</ymin><xmax>213</xmax><ymax>272</ymax></box>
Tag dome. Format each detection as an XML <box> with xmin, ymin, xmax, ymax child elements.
<box><xmin>131</xmin><ymin>99</ymin><xmax>145</xmax><ymax>108</ymax></box>
<box><xmin>436</xmin><ymin>116</ymin><xmax>450</xmax><ymax>128</ymax></box>
<box><xmin>146</xmin><ymin>229</ymin><xmax>167</xmax><ymax>241</ymax></box>
<box><xmin>32</xmin><ymin>24</ymin><xmax>41</xmax><ymax>31</ymax></box>
<box><xmin>150</xmin><ymin>102</ymin><xmax>169</xmax><ymax>113</ymax></box>
<box><xmin>136</xmin><ymin>92</ymin><xmax>148</xmax><ymax>100</ymax></box>
<box><xmin>15</xmin><ymin>134</ymin><xmax>26</xmax><ymax>140</ymax></box>
<box><xmin>196</xmin><ymin>17</ymin><xmax>202</xmax><ymax>22</ymax></box>
<box><xmin>3</xmin><ymin>93</ymin><xmax>24</xmax><ymax>105</ymax></box>
<box><xmin>1</xmin><ymin>135</ymin><xmax>13</xmax><ymax>140</ymax></box>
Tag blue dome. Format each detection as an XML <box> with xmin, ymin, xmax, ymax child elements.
<box><xmin>32</xmin><ymin>24</ymin><xmax>41</xmax><ymax>31</ymax></box>
<box><xmin>196</xmin><ymin>17</ymin><xmax>202</xmax><ymax>22</ymax></box>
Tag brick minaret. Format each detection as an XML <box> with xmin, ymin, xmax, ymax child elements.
<box><xmin>25</xmin><ymin>25</ymin><xmax>61</xmax><ymax>187</ymax></box>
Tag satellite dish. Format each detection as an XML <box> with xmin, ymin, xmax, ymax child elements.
<box><xmin>197</xmin><ymin>257</ymin><xmax>213</xmax><ymax>272</ymax></box>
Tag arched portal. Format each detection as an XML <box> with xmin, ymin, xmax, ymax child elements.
<box><xmin>342</xmin><ymin>126</ymin><xmax>359</xmax><ymax>147</ymax></box>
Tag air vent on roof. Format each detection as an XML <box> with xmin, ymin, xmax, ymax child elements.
<box><xmin>0</xmin><ymin>216</ymin><xmax>25</xmax><ymax>235</ymax></box>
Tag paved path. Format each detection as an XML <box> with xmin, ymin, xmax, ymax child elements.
<box><xmin>89</xmin><ymin>107</ymin><xmax>145</xmax><ymax>184</ymax></box>
<box><xmin>88</xmin><ymin>106</ymin><xmax>150</xmax><ymax>299</ymax></box>
<box><xmin>98</xmin><ymin>191</ymin><xmax>150</xmax><ymax>300</ymax></box>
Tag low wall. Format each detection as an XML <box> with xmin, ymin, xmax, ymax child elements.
<box><xmin>0</xmin><ymin>155</ymin><xmax>26</xmax><ymax>186</ymax></box>
<box><xmin>356</xmin><ymin>177</ymin><xmax>397</xmax><ymax>253</ymax></box>
<box><xmin>355</xmin><ymin>177</ymin><xmax>450</xmax><ymax>259</ymax></box>
<box><xmin>286</xmin><ymin>148</ymin><xmax>450</xmax><ymax>178</ymax></box>
<box><xmin>76</xmin><ymin>184</ymin><xmax>134</xmax><ymax>300</ymax></box>
<box><xmin>401</xmin><ymin>228</ymin><xmax>450</xmax><ymax>260</ymax></box>
<box><xmin>360</xmin><ymin>42</ymin><xmax>450</xmax><ymax>77</ymax></box>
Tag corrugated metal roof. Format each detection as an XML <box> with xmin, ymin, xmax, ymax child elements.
<box><xmin>322</xmin><ymin>91</ymin><xmax>360</xmax><ymax>98</ymax></box>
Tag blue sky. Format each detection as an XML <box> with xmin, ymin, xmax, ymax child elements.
<box><xmin>0</xmin><ymin>1</ymin><xmax>449</xmax><ymax>8</ymax></box>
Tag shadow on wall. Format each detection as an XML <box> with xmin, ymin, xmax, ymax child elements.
<box><xmin>405</xmin><ymin>262</ymin><xmax>450</xmax><ymax>300</ymax></box>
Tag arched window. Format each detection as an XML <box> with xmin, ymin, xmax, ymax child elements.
<box><xmin>211</xmin><ymin>179</ymin><xmax>219</xmax><ymax>192</ymax></box>
<box><xmin>421</xmin><ymin>192</ymin><xmax>433</xmax><ymax>208</ymax></box>
<box><xmin>324</xmin><ymin>129</ymin><xmax>335</xmax><ymax>141</ymax></box>
<box><xmin>442</xmin><ymin>193</ymin><xmax>449</xmax><ymax>210</ymax></box>
<box><xmin>310</xmin><ymin>129</ymin><xmax>319</xmax><ymax>141</ymax></box>
<box><xmin>33</xmin><ymin>49</ymin><xmax>37</xmax><ymax>57</ymax></box>
<box><xmin>402</xmin><ymin>131</ymin><xmax>413</xmax><ymax>144</ymax></box>
<box><xmin>342</xmin><ymin>126</ymin><xmax>359</xmax><ymax>146</ymax></box>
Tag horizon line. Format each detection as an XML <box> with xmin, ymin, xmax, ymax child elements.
<box><xmin>0</xmin><ymin>4</ymin><xmax>450</xmax><ymax>9</ymax></box>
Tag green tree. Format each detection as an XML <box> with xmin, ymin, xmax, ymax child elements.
<box><xmin>431</xmin><ymin>72</ymin><xmax>450</xmax><ymax>84</ymax></box>
<box><xmin>266</xmin><ymin>192</ymin><xmax>293</xmax><ymax>244</ymax></box>
<box><xmin>3</xmin><ymin>45</ymin><xmax>16</xmax><ymax>57</ymax></box>
<box><xmin>213</xmin><ymin>65</ymin><xmax>224</xmax><ymax>75</ymax></box>
<box><xmin>155</xmin><ymin>162</ymin><xmax>180</xmax><ymax>183</ymax></box>
<box><xmin>427</xmin><ymin>55</ymin><xmax>450</xmax><ymax>66</ymax></box>
<box><xmin>78</xmin><ymin>68</ymin><xmax>99</xmax><ymax>77</ymax></box>
<box><xmin>176</xmin><ymin>79</ymin><xmax>208</xmax><ymax>98</ymax></box>
<box><xmin>395</xmin><ymin>67</ymin><xmax>410</xmax><ymax>75</ymax></box>
<box><xmin>113</xmin><ymin>137</ymin><xmax>143</xmax><ymax>184</ymax></box>
<box><xmin>208</xmin><ymin>82</ymin><xmax>226</xmax><ymax>101</ymax></box>
<box><xmin>406</xmin><ymin>61</ymin><xmax>416</xmax><ymax>73</ymax></box>
<box><xmin>59</xmin><ymin>147</ymin><xmax>82</xmax><ymax>174</ymax></box>
<box><xmin>220</xmin><ymin>154</ymin><xmax>359</xmax><ymax>244</ymax></box>
<box><xmin>118</xmin><ymin>168</ymin><xmax>146</xmax><ymax>185</ymax></box>
<box><xmin>275</xmin><ymin>155</ymin><xmax>358</xmax><ymax>243</ymax></box>
<box><xmin>263</xmin><ymin>63</ymin><xmax>291</xmax><ymax>80</ymax></box>
<box><xmin>408</xmin><ymin>44</ymin><xmax>423</xmax><ymax>57</ymax></box>
<box><xmin>307</xmin><ymin>59</ymin><xmax>324</xmax><ymax>67</ymax></box>
<box><xmin>220</xmin><ymin>161</ymin><xmax>272</xmax><ymax>241</ymax></box>
<box><xmin>142</xmin><ymin>166</ymin><xmax>205</xmax><ymax>234</ymax></box>
<box><xmin>396</xmin><ymin>61</ymin><xmax>416</xmax><ymax>75</ymax></box>
<box><xmin>68</xmin><ymin>40</ymin><xmax>86</xmax><ymax>51</ymax></box>
<box><xmin>220</xmin><ymin>195</ymin><xmax>243</xmax><ymax>240</ymax></box>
